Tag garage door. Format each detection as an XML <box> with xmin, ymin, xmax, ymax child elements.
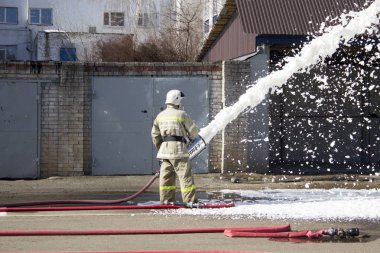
<box><xmin>0</xmin><ymin>80</ymin><xmax>39</xmax><ymax>178</ymax></box>
<box><xmin>92</xmin><ymin>76</ymin><xmax>208</xmax><ymax>175</ymax></box>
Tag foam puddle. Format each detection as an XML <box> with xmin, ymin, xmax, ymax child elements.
<box><xmin>154</xmin><ymin>189</ymin><xmax>380</xmax><ymax>221</ymax></box>
<box><xmin>199</xmin><ymin>0</ymin><xmax>380</xmax><ymax>144</ymax></box>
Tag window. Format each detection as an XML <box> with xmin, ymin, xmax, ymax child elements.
<box><xmin>213</xmin><ymin>15</ymin><xmax>218</xmax><ymax>25</ymax></box>
<box><xmin>204</xmin><ymin>19</ymin><xmax>209</xmax><ymax>34</ymax></box>
<box><xmin>212</xmin><ymin>0</ymin><xmax>219</xmax><ymax>25</ymax></box>
<box><xmin>0</xmin><ymin>46</ymin><xmax>17</xmax><ymax>61</ymax></box>
<box><xmin>30</xmin><ymin>8</ymin><xmax>52</xmax><ymax>25</ymax></box>
<box><xmin>0</xmin><ymin>7</ymin><xmax>18</xmax><ymax>24</ymax></box>
<box><xmin>137</xmin><ymin>12</ymin><xmax>156</xmax><ymax>27</ymax></box>
<box><xmin>60</xmin><ymin>48</ymin><xmax>77</xmax><ymax>61</ymax></box>
<box><xmin>104</xmin><ymin>12</ymin><xmax>124</xmax><ymax>26</ymax></box>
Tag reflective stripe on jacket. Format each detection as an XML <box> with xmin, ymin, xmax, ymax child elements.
<box><xmin>151</xmin><ymin>105</ymin><xmax>198</xmax><ymax>159</ymax></box>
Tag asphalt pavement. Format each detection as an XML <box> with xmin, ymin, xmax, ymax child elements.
<box><xmin>1</xmin><ymin>173</ymin><xmax>380</xmax><ymax>204</ymax></box>
<box><xmin>0</xmin><ymin>173</ymin><xmax>379</xmax><ymax>253</ymax></box>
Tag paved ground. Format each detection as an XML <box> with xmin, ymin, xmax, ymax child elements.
<box><xmin>0</xmin><ymin>173</ymin><xmax>379</xmax><ymax>253</ymax></box>
<box><xmin>1</xmin><ymin>173</ymin><xmax>379</xmax><ymax>203</ymax></box>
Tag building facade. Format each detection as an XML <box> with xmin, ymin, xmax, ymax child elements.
<box><xmin>0</xmin><ymin>0</ymin><xmax>174</xmax><ymax>62</ymax></box>
<box><xmin>1</xmin><ymin>0</ymin><xmax>213</xmax><ymax>62</ymax></box>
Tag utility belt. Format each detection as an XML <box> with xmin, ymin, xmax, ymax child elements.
<box><xmin>162</xmin><ymin>136</ymin><xmax>187</xmax><ymax>143</ymax></box>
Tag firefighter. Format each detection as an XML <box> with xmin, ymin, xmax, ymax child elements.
<box><xmin>151</xmin><ymin>89</ymin><xmax>199</xmax><ymax>204</ymax></box>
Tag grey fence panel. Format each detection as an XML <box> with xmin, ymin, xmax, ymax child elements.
<box><xmin>0</xmin><ymin>81</ymin><xmax>38</xmax><ymax>178</ymax></box>
<box><xmin>92</xmin><ymin>77</ymin><xmax>154</xmax><ymax>175</ymax></box>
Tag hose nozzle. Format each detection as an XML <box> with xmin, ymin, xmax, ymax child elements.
<box><xmin>188</xmin><ymin>135</ymin><xmax>207</xmax><ymax>160</ymax></box>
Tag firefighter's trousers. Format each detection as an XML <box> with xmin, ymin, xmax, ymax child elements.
<box><xmin>159</xmin><ymin>158</ymin><xmax>197</xmax><ymax>204</ymax></box>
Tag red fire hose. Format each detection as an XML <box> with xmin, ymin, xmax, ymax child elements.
<box><xmin>0</xmin><ymin>173</ymin><xmax>160</xmax><ymax>208</ymax></box>
<box><xmin>0</xmin><ymin>224</ymin><xmax>291</xmax><ymax>237</ymax></box>
<box><xmin>224</xmin><ymin>229</ymin><xmax>326</xmax><ymax>238</ymax></box>
<box><xmin>0</xmin><ymin>171</ymin><xmax>236</xmax><ymax>212</ymax></box>
<box><xmin>0</xmin><ymin>223</ymin><xmax>358</xmax><ymax>240</ymax></box>
<box><xmin>18</xmin><ymin>251</ymin><xmax>270</xmax><ymax>253</ymax></box>
<box><xmin>0</xmin><ymin>224</ymin><xmax>352</xmax><ymax>239</ymax></box>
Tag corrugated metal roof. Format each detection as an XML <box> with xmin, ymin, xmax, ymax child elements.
<box><xmin>200</xmin><ymin>12</ymin><xmax>257</xmax><ymax>62</ymax></box>
<box><xmin>197</xmin><ymin>0</ymin><xmax>374</xmax><ymax>61</ymax></box>
<box><xmin>236</xmin><ymin>0</ymin><xmax>371</xmax><ymax>35</ymax></box>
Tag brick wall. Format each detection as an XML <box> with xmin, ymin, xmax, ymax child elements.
<box><xmin>221</xmin><ymin>61</ymin><xmax>251</xmax><ymax>173</ymax></box>
<box><xmin>39</xmin><ymin>64</ymin><xmax>91</xmax><ymax>177</ymax></box>
<box><xmin>4</xmin><ymin>59</ymin><xmax>374</xmax><ymax>176</ymax></box>
<box><xmin>0</xmin><ymin>61</ymin><xmax>227</xmax><ymax>177</ymax></box>
<box><xmin>207</xmin><ymin>69</ymin><xmax>223</xmax><ymax>173</ymax></box>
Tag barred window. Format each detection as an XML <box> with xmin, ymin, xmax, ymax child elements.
<box><xmin>104</xmin><ymin>12</ymin><xmax>124</xmax><ymax>26</ymax></box>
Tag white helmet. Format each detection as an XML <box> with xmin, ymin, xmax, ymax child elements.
<box><xmin>165</xmin><ymin>89</ymin><xmax>185</xmax><ymax>106</ymax></box>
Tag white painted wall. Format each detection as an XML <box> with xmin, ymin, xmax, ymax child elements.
<box><xmin>1</xmin><ymin>0</ymin><xmax>173</xmax><ymax>61</ymax></box>
<box><xmin>29</xmin><ymin>0</ymin><xmax>133</xmax><ymax>33</ymax></box>
<box><xmin>36</xmin><ymin>31</ymin><xmax>130</xmax><ymax>61</ymax></box>
<box><xmin>0</xmin><ymin>0</ymin><xmax>28</xmax><ymax>27</ymax></box>
<box><xmin>28</xmin><ymin>0</ymin><xmax>170</xmax><ymax>36</ymax></box>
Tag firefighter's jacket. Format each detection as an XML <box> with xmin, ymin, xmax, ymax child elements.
<box><xmin>151</xmin><ymin>104</ymin><xmax>199</xmax><ymax>159</ymax></box>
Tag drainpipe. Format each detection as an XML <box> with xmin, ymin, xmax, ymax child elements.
<box><xmin>28</xmin><ymin>28</ymin><xmax>33</xmax><ymax>60</ymax></box>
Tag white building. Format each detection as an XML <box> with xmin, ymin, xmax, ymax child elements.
<box><xmin>0</xmin><ymin>0</ymin><xmax>173</xmax><ymax>61</ymax></box>
<box><xmin>0</xmin><ymin>1</ymin><xmax>29</xmax><ymax>60</ymax></box>
<box><xmin>202</xmin><ymin>0</ymin><xmax>225</xmax><ymax>36</ymax></box>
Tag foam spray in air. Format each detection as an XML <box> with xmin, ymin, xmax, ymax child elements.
<box><xmin>188</xmin><ymin>0</ymin><xmax>380</xmax><ymax>160</ymax></box>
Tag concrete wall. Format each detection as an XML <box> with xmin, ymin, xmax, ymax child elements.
<box><xmin>247</xmin><ymin>45</ymin><xmax>270</xmax><ymax>173</ymax></box>
<box><xmin>35</xmin><ymin>32</ymin><xmax>131</xmax><ymax>61</ymax></box>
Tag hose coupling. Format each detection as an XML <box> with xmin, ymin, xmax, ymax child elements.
<box><xmin>326</xmin><ymin>227</ymin><xmax>360</xmax><ymax>238</ymax></box>
<box><xmin>185</xmin><ymin>202</ymin><xmax>201</xmax><ymax>208</ymax></box>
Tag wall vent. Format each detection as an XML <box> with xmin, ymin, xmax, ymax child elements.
<box><xmin>89</xmin><ymin>26</ymin><xmax>97</xmax><ymax>34</ymax></box>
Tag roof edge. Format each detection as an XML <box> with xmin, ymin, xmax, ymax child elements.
<box><xmin>196</xmin><ymin>0</ymin><xmax>237</xmax><ymax>62</ymax></box>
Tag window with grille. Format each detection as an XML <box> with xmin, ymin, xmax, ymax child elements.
<box><xmin>89</xmin><ymin>26</ymin><xmax>97</xmax><ymax>34</ymax></box>
<box><xmin>104</xmin><ymin>12</ymin><xmax>124</xmax><ymax>26</ymax></box>
<box><xmin>137</xmin><ymin>12</ymin><xmax>156</xmax><ymax>27</ymax></box>
<box><xmin>204</xmin><ymin>19</ymin><xmax>209</xmax><ymax>34</ymax></box>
